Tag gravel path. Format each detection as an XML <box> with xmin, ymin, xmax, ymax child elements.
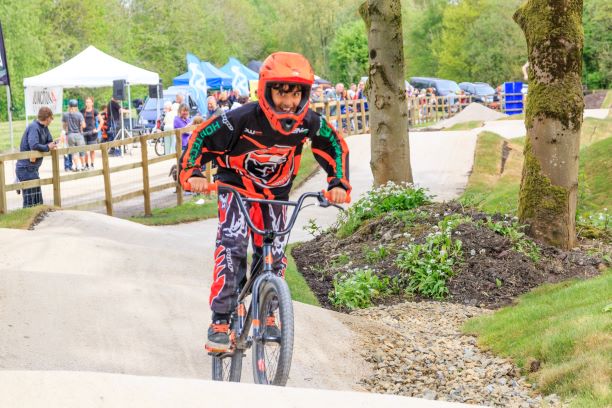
<box><xmin>349</xmin><ymin>302</ymin><xmax>565</xmax><ymax>408</ymax></box>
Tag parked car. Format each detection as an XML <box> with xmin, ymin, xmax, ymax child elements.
<box><xmin>137</xmin><ymin>86</ymin><xmax>199</xmax><ymax>130</ymax></box>
<box><xmin>409</xmin><ymin>77</ymin><xmax>461</xmax><ymax>105</ymax></box>
<box><xmin>459</xmin><ymin>82</ymin><xmax>496</xmax><ymax>103</ymax></box>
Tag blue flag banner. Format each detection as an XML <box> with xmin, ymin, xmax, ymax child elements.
<box><xmin>230</xmin><ymin>66</ymin><xmax>249</xmax><ymax>97</ymax></box>
<box><xmin>186</xmin><ymin>53</ymin><xmax>208</xmax><ymax>116</ymax></box>
<box><xmin>0</xmin><ymin>21</ymin><xmax>10</xmax><ymax>86</ymax></box>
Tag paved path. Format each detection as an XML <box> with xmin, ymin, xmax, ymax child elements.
<box><xmin>0</xmin><ymin>131</ymin><xmax>484</xmax><ymax>407</ymax></box>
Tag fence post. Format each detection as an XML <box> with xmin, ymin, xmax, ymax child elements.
<box><xmin>360</xmin><ymin>100</ymin><xmax>367</xmax><ymax>133</ymax></box>
<box><xmin>0</xmin><ymin>160</ymin><xmax>6</xmax><ymax>214</ymax></box>
<box><xmin>140</xmin><ymin>135</ymin><xmax>151</xmax><ymax>216</ymax></box>
<box><xmin>51</xmin><ymin>149</ymin><xmax>61</xmax><ymax>208</ymax></box>
<box><xmin>324</xmin><ymin>101</ymin><xmax>331</xmax><ymax>119</ymax></box>
<box><xmin>175</xmin><ymin>130</ymin><xmax>183</xmax><ymax>206</ymax></box>
<box><xmin>101</xmin><ymin>147</ymin><xmax>113</xmax><ymax>216</ymax></box>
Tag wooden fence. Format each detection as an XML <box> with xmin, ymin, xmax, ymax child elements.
<box><xmin>0</xmin><ymin>94</ymin><xmax>522</xmax><ymax>216</ymax></box>
<box><xmin>0</xmin><ymin>126</ymin><xmax>204</xmax><ymax>216</ymax></box>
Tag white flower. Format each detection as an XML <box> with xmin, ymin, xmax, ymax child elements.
<box><xmin>470</xmin><ymin>249</ymin><xmax>476</xmax><ymax>256</ymax></box>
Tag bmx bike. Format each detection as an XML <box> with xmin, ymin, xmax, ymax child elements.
<box><xmin>193</xmin><ymin>181</ymin><xmax>349</xmax><ymax>385</ymax></box>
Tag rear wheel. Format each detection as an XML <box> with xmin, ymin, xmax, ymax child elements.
<box><xmin>252</xmin><ymin>276</ymin><xmax>294</xmax><ymax>385</ymax></box>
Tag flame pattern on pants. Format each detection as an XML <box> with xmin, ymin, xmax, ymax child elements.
<box><xmin>209</xmin><ymin>191</ymin><xmax>288</xmax><ymax>314</ymax></box>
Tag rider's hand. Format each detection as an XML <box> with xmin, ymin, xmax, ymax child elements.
<box><xmin>327</xmin><ymin>187</ymin><xmax>347</xmax><ymax>204</ymax></box>
<box><xmin>187</xmin><ymin>177</ymin><xmax>209</xmax><ymax>193</ymax></box>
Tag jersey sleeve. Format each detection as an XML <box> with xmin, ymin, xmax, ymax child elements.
<box><xmin>310</xmin><ymin>115</ymin><xmax>351</xmax><ymax>193</ymax></box>
<box><xmin>179</xmin><ymin>112</ymin><xmax>238</xmax><ymax>186</ymax></box>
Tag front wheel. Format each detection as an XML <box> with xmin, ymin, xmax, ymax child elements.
<box><xmin>212</xmin><ymin>350</ymin><xmax>243</xmax><ymax>382</ymax></box>
<box><xmin>252</xmin><ymin>276</ymin><xmax>294</xmax><ymax>386</ymax></box>
<box><xmin>154</xmin><ymin>137</ymin><xmax>165</xmax><ymax>156</ymax></box>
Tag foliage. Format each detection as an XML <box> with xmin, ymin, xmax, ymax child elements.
<box><xmin>329</xmin><ymin>268</ymin><xmax>394</xmax><ymax>309</ymax></box>
<box><xmin>336</xmin><ymin>181</ymin><xmax>431</xmax><ymax>238</ymax></box>
<box><xmin>583</xmin><ymin>0</ymin><xmax>612</xmax><ymax>89</ymax></box>
<box><xmin>464</xmin><ymin>270</ymin><xmax>612</xmax><ymax>407</ymax></box>
<box><xmin>364</xmin><ymin>244</ymin><xmax>390</xmax><ymax>264</ymax></box>
<box><xmin>395</xmin><ymin>215</ymin><xmax>465</xmax><ymax>299</ymax></box>
<box><xmin>328</xmin><ymin>20</ymin><xmax>369</xmax><ymax>85</ymax></box>
<box><xmin>482</xmin><ymin>217</ymin><xmax>541</xmax><ymax>262</ymax></box>
<box><xmin>436</xmin><ymin>0</ymin><xmax>526</xmax><ymax>85</ymax></box>
<box><xmin>403</xmin><ymin>0</ymin><xmax>447</xmax><ymax>78</ymax></box>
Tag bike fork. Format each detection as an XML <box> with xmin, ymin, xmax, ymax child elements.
<box><xmin>251</xmin><ymin>243</ymin><xmax>274</xmax><ymax>340</ymax></box>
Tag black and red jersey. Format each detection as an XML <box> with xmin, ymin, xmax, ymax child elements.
<box><xmin>179</xmin><ymin>102</ymin><xmax>350</xmax><ymax>199</ymax></box>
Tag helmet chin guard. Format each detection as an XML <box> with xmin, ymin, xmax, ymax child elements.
<box><xmin>258</xmin><ymin>52</ymin><xmax>314</xmax><ymax>135</ymax></box>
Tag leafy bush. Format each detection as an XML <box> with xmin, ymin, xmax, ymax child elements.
<box><xmin>329</xmin><ymin>269</ymin><xmax>393</xmax><ymax>309</ymax></box>
<box><xmin>336</xmin><ymin>182</ymin><xmax>431</xmax><ymax>238</ymax></box>
<box><xmin>395</xmin><ymin>216</ymin><xmax>464</xmax><ymax>299</ymax></box>
<box><xmin>482</xmin><ymin>217</ymin><xmax>541</xmax><ymax>262</ymax></box>
<box><xmin>364</xmin><ymin>244</ymin><xmax>390</xmax><ymax>264</ymax></box>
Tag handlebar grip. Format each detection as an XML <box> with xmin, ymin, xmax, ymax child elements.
<box><xmin>323</xmin><ymin>190</ymin><xmax>351</xmax><ymax>204</ymax></box>
<box><xmin>182</xmin><ymin>179</ymin><xmax>218</xmax><ymax>194</ymax></box>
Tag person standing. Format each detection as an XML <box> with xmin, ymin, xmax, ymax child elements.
<box><xmin>107</xmin><ymin>96</ymin><xmax>127</xmax><ymax>156</ymax></box>
<box><xmin>63</xmin><ymin>99</ymin><xmax>86</xmax><ymax>171</ymax></box>
<box><xmin>173</xmin><ymin>103</ymin><xmax>191</xmax><ymax>151</ymax></box>
<box><xmin>15</xmin><ymin>107</ymin><xmax>57</xmax><ymax>207</ymax></box>
<box><xmin>80</xmin><ymin>96</ymin><xmax>100</xmax><ymax>169</ymax></box>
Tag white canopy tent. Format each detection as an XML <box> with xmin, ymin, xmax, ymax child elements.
<box><xmin>23</xmin><ymin>45</ymin><xmax>159</xmax><ymax>88</ymax></box>
<box><xmin>20</xmin><ymin>46</ymin><xmax>160</xmax><ymax>150</ymax></box>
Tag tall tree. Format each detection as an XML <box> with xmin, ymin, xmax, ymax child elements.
<box><xmin>514</xmin><ymin>0</ymin><xmax>584</xmax><ymax>249</ymax></box>
<box><xmin>360</xmin><ymin>0</ymin><xmax>413</xmax><ymax>186</ymax></box>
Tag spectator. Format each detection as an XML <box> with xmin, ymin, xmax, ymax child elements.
<box><xmin>174</xmin><ymin>103</ymin><xmax>191</xmax><ymax>150</ymax></box>
<box><xmin>161</xmin><ymin>101</ymin><xmax>177</xmax><ymax>154</ymax></box>
<box><xmin>15</xmin><ymin>107</ymin><xmax>57</xmax><ymax>208</ymax></box>
<box><xmin>107</xmin><ymin>96</ymin><xmax>128</xmax><ymax>156</ymax></box>
<box><xmin>80</xmin><ymin>96</ymin><xmax>100</xmax><ymax>169</ymax></box>
<box><xmin>218</xmin><ymin>91</ymin><xmax>231</xmax><ymax>111</ymax></box>
<box><xmin>347</xmin><ymin>83</ymin><xmax>357</xmax><ymax>100</ymax></box>
<box><xmin>63</xmin><ymin>99</ymin><xmax>86</xmax><ymax>171</ymax></box>
<box><xmin>172</xmin><ymin>93</ymin><xmax>185</xmax><ymax>114</ymax></box>
<box><xmin>230</xmin><ymin>94</ymin><xmax>250</xmax><ymax>110</ymax></box>
<box><xmin>207</xmin><ymin>96</ymin><xmax>224</xmax><ymax>118</ymax></box>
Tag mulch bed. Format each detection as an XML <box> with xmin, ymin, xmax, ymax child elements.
<box><xmin>292</xmin><ymin>202</ymin><xmax>606</xmax><ymax>310</ymax></box>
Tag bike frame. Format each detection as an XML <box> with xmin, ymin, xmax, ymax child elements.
<box><xmin>212</xmin><ymin>184</ymin><xmax>342</xmax><ymax>354</ymax></box>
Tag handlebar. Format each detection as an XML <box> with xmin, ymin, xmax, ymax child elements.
<box><xmin>186</xmin><ymin>180</ymin><xmax>350</xmax><ymax>237</ymax></box>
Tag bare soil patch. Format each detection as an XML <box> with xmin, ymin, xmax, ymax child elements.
<box><xmin>292</xmin><ymin>202</ymin><xmax>606</xmax><ymax>310</ymax></box>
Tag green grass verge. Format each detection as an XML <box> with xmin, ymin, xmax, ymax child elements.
<box><xmin>499</xmin><ymin>113</ymin><xmax>525</xmax><ymax>120</ymax></box>
<box><xmin>129</xmin><ymin>197</ymin><xmax>218</xmax><ymax>226</ymax></box>
<box><xmin>0</xmin><ymin>205</ymin><xmax>53</xmax><ymax>229</ymax></box>
<box><xmin>463</xmin><ymin>270</ymin><xmax>612</xmax><ymax>407</ymax></box>
<box><xmin>128</xmin><ymin>144</ymin><xmax>320</xmax><ymax>226</ymax></box>
<box><xmin>445</xmin><ymin>121</ymin><xmax>484</xmax><ymax>131</ymax></box>
<box><xmin>285</xmin><ymin>244</ymin><xmax>320</xmax><ymax>306</ymax></box>
<box><xmin>461</xmin><ymin>117</ymin><xmax>612</xmax><ymax>214</ymax></box>
<box><xmin>602</xmin><ymin>90</ymin><xmax>612</xmax><ymax>109</ymax></box>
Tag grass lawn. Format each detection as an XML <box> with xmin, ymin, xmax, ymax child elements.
<box><xmin>602</xmin><ymin>90</ymin><xmax>612</xmax><ymax>109</ymax></box>
<box><xmin>445</xmin><ymin>120</ymin><xmax>484</xmax><ymax>131</ymax></box>
<box><xmin>461</xmin><ymin>116</ymin><xmax>612</xmax><ymax>215</ymax></box>
<box><xmin>285</xmin><ymin>243</ymin><xmax>320</xmax><ymax>306</ymax></box>
<box><xmin>463</xmin><ymin>270</ymin><xmax>612</xmax><ymax>407</ymax></box>
<box><xmin>129</xmin><ymin>144</ymin><xmax>320</xmax><ymax>226</ymax></box>
<box><xmin>0</xmin><ymin>205</ymin><xmax>53</xmax><ymax>229</ymax></box>
<box><xmin>0</xmin><ymin>115</ymin><xmax>64</xmax><ymax>152</ymax></box>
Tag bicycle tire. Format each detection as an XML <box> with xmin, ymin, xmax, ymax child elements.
<box><xmin>154</xmin><ymin>137</ymin><xmax>165</xmax><ymax>156</ymax></box>
<box><xmin>212</xmin><ymin>350</ymin><xmax>243</xmax><ymax>382</ymax></box>
<box><xmin>252</xmin><ymin>276</ymin><xmax>294</xmax><ymax>385</ymax></box>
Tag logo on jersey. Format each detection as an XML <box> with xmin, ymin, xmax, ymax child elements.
<box><xmin>240</xmin><ymin>145</ymin><xmax>296</xmax><ymax>188</ymax></box>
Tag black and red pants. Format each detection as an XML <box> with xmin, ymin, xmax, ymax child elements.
<box><xmin>210</xmin><ymin>191</ymin><xmax>288</xmax><ymax>316</ymax></box>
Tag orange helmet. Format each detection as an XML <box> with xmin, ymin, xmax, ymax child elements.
<box><xmin>258</xmin><ymin>52</ymin><xmax>314</xmax><ymax>135</ymax></box>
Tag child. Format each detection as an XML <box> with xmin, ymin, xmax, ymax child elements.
<box><xmin>179</xmin><ymin>52</ymin><xmax>350</xmax><ymax>352</ymax></box>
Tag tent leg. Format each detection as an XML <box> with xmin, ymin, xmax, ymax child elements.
<box><xmin>127</xmin><ymin>83</ymin><xmax>133</xmax><ymax>132</ymax></box>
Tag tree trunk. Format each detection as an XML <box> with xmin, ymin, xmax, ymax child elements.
<box><xmin>513</xmin><ymin>0</ymin><xmax>584</xmax><ymax>250</ymax></box>
<box><xmin>360</xmin><ymin>0</ymin><xmax>412</xmax><ymax>186</ymax></box>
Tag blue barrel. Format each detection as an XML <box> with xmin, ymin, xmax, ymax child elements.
<box><xmin>504</xmin><ymin>81</ymin><xmax>523</xmax><ymax>115</ymax></box>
